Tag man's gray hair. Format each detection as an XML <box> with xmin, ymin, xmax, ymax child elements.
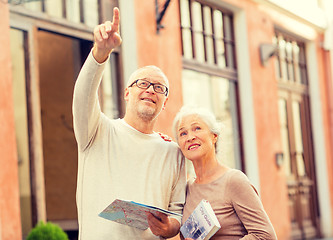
<box><xmin>172</xmin><ymin>105</ymin><xmax>222</xmax><ymax>155</ymax></box>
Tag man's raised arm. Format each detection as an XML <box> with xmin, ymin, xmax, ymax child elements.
<box><xmin>72</xmin><ymin>7</ymin><xmax>122</xmax><ymax>151</ymax></box>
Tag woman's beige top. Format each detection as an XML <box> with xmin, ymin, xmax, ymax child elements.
<box><xmin>182</xmin><ymin>169</ymin><xmax>277</xmax><ymax>240</ymax></box>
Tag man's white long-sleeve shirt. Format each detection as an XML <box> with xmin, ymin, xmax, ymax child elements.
<box><xmin>72</xmin><ymin>52</ymin><xmax>186</xmax><ymax>239</ymax></box>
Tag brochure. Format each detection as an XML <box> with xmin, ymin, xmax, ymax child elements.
<box><xmin>180</xmin><ymin>199</ymin><xmax>221</xmax><ymax>240</ymax></box>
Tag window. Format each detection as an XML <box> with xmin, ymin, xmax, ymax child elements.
<box><xmin>9</xmin><ymin>0</ymin><xmax>99</xmax><ymax>27</ymax></box>
<box><xmin>273</xmin><ymin>32</ymin><xmax>307</xmax><ymax>84</ymax></box>
<box><xmin>181</xmin><ymin>70</ymin><xmax>241</xmax><ymax>169</ymax></box>
<box><xmin>274</xmin><ymin>31</ymin><xmax>311</xmax><ymax>179</ymax></box>
<box><xmin>180</xmin><ymin>0</ymin><xmax>236</xmax><ymax>69</ymax></box>
<box><xmin>179</xmin><ymin>0</ymin><xmax>241</xmax><ymax>172</ymax></box>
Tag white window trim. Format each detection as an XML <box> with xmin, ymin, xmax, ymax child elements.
<box><xmin>307</xmin><ymin>42</ymin><xmax>333</xmax><ymax>237</ymax></box>
<box><xmin>234</xmin><ymin>9</ymin><xmax>261</xmax><ymax>192</ymax></box>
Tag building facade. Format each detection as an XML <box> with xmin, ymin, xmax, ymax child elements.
<box><xmin>0</xmin><ymin>0</ymin><xmax>332</xmax><ymax>239</ymax></box>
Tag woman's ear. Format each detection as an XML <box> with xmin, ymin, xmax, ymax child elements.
<box><xmin>213</xmin><ymin>133</ymin><xmax>218</xmax><ymax>144</ymax></box>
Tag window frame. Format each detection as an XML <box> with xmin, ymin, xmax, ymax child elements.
<box><xmin>179</xmin><ymin>0</ymin><xmax>242</xmax><ymax>171</ymax></box>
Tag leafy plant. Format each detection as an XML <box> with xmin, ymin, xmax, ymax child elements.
<box><xmin>26</xmin><ymin>221</ymin><xmax>69</xmax><ymax>240</ymax></box>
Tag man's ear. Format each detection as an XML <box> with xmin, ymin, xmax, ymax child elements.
<box><xmin>162</xmin><ymin>97</ymin><xmax>168</xmax><ymax>110</ymax></box>
<box><xmin>124</xmin><ymin>88</ymin><xmax>129</xmax><ymax>101</ymax></box>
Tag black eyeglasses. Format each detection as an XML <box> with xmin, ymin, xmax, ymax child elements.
<box><xmin>129</xmin><ymin>79</ymin><xmax>168</xmax><ymax>96</ymax></box>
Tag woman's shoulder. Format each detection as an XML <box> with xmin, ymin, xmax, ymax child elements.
<box><xmin>225</xmin><ymin>168</ymin><xmax>247</xmax><ymax>178</ymax></box>
<box><xmin>225</xmin><ymin>169</ymin><xmax>251</xmax><ymax>187</ymax></box>
<box><xmin>224</xmin><ymin>169</ymin><xmax>260</xmax><ymax>196</ymax></box>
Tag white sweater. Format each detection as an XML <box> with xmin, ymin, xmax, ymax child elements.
<box><xmin>72</xmin><ymin>52</ymin><xmax>186</xmax><ymax>239</ymax></box>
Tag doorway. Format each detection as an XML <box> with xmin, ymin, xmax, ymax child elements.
<box><xmin>278</xmin><ymin>91</ymin><xmax>320</xmax><ymax>239</ymax></box>
<box><xmin>37</xmin><ymin>30</ymin><xmax>92</xmax><ymax>238</ymax></box>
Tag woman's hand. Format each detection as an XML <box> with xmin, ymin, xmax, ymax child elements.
<box><xmin>158</xmin><ymin>132</ymin><xmax>172</xmax><ymax>142</ymax></box>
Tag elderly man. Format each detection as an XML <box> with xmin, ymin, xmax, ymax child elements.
<box><xmin>72</xmin><ymin>7</ymin><xmax>186</xmax><ymax>240</ymax></box>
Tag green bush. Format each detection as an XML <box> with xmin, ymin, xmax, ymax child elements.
<box><xmin>26</xmin><ymin>221</ymin><xmax>69</xmax><ymax>240</ymax></box>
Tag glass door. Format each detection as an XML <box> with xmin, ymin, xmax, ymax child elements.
<box><xmin>278</xmin><ymin>91</ymin><xmax>319</xmax><ymax>239</ymax></box>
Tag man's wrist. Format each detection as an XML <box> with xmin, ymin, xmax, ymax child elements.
<box><xmin>160</xmin><ymin>219</ymin><xmax>180</xmax><ymax>238</ymax></box>
<box><xmin>92</xmin><ymin>44</ymin><xmax>113</xmax><ymax>63</ymax></box>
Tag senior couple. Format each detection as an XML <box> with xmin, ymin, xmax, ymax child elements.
<box><xmin>72</xmin><ymin>7</ymin><xmax>277</xmax><ymax>240</ymax></box>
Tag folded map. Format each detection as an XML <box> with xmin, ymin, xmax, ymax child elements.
<box><xmin>99</xmin><ymin>199</ymin><xmax>182</xmax><ymax>230</ymax></box>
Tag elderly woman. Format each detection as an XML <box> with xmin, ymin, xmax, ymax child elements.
<box><xmin>173</xmin><ymin>106</ymin><xmax>277</xmax><ymax>240</ymax></box>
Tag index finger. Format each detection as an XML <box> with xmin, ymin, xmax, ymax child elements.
<box><xmin>112</xmin><ymin>7</ymin><xmax>120</xmax><ymax>32</ymax></box>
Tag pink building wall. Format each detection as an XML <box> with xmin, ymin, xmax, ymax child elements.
<box><xmin>0</xmin><ymin>3</ymin><xmax>23</xmax><ymax>240</ymax></box>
